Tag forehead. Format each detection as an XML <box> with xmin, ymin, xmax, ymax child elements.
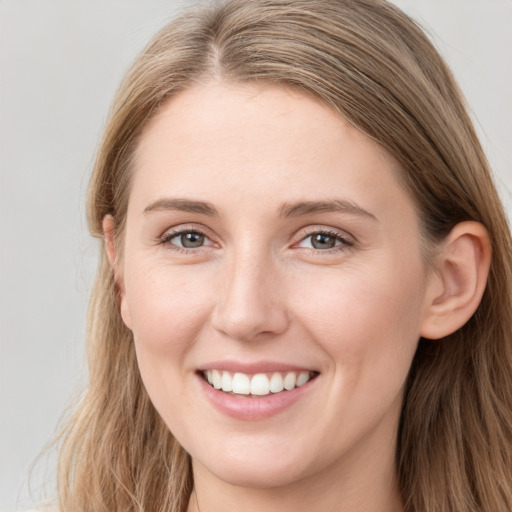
<box><xmin>130</xmin><ymin>81</ymin><xmax>413</xmax><ymax>222</ymax></box>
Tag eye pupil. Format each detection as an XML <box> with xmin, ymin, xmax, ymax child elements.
<box><xmin>311</xmin><ymin>233</ymin><xmax>336</xmax><ymax>249</ymax></box>
<box><xmin>181</xmin><ymin>232</ymin><xmax>204</xmax><ymax>248</ymax></box>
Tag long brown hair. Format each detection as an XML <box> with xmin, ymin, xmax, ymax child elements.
<box><xmin>56</xmin><ymin>1</ymin><xmax>512</xmax><ymax>510</ymax></box>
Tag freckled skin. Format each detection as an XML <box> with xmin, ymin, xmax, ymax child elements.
<box><xmin>117</xmin><ymin>82</ymin><xmax>434</xmax><ymax>512</ymax></box>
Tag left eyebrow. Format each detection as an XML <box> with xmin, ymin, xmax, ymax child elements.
<box><xmin>279</xmin><ymin>199</ymin><xmax>378</xmax><ymax>221</ymax></box>
<box><xmin>143</xmin><ymin>198</ymin><xmax>219</xmax><ymax>216</ymax></box>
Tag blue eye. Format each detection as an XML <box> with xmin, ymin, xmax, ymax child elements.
<box><xmin>174</xmin><ymin>231</ymin><xmax>205</xmax><ymax>248</ymax></box>
<box><xmin>162</xmin><ymin>230</ymin><xmax>212</xmax><ymax>249</ymax></box>
<box><xmin>297</xmin><ymin>231</ymin><xmax>351</xmax><ymax>250</ymax></box>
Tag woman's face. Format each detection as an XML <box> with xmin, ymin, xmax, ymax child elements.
<box><xmin>116</xmin><ymin>82</ymin><xmax>435</xmax><ymax>489</ymax></box>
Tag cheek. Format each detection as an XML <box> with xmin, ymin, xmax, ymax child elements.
<box><xmin>287</xmin><ymin>263</ymin><xmax>425</xmax><ymax>450</ymax></box>
<box><xmin>291</xmin><ymin>260</ymin><xmax>425</xmax><ymax>383</ymax></box>
<box><xmin>120</xmin><ymin>263</ymin><xmax>216</xmax><ymax>425</ymax></box>
<box><xmin>121</xmin><ymin>262</ymin><xmax>214</xmax><ymax>370</ymax></box>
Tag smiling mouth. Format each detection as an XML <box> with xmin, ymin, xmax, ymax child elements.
<box><xmin>201</xmin><ymin>370</ymin><xmax>319</xmax><ymax>396</ymax></box>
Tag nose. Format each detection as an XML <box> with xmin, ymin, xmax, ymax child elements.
<box><xmin>211</xmin><ymin>249</ymin><xmax>289</xmax><ymax>342</ymax></box>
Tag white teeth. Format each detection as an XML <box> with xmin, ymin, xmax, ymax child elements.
<box><xmin>269</xmin><ymin>372</ymin><xmax>284</xmax><ymax>393</ymax></box>
<box><xmin>232</xmin><ymin>372</ymin><xmax>251</xmax><ymax>395</ymax></box>
<box><xmin>250</xmin><ymin>373</ymin><xmax>270</xmax><ymax>396</ymax></box>
<box><xmin>204</xmin><ymin>369</ymin><xmax>315</xmax><ymax>395</ymax></box>
<box><xmin>221</xmin><ymin>371</ymin><xmax>233</xmax><ymax>392</ymax></box>
<box><xmin>283</xmin><ymin>372</ymin><xmax>297</xmax><ymax>390</ymax></box>
<box><xmin>296</xmin><ymin>371</ymin><xmax>310</xmax><ymax>387</ymax></box>
<box><xmin>212</xmin><ymin>369</ymin><xmax>222</xmax><ymax>389</ymax></box>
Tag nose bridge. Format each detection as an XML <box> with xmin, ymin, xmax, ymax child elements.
<box><xmin>212</xmin><ymin>240</ymin><xmax>288</xmax><ymax>341</ymax></box>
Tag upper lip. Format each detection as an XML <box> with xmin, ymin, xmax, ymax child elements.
<box><xmin>198</xmin><ymin>360</ymin><xmax>319</xmax><ymax>374</ymax></box>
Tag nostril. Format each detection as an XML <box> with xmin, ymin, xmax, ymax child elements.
<box><xmin>211</xmin><ymin>307</ymin><xmax>290</xmax><ymax>342</ymax></box>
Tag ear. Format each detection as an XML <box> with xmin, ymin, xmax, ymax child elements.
<box><xmin>102</xmin><ymin>215</ymin><xmax>132</xmax><ymax>329</ymax></box>
<box><xmin>102</xmin><ymin>215</ymin><xmax>118</xmax><ymax>268</ymax></box>
<box><xmin>420</xmin><ymin>221</ymin><xmax>491</xmax><ymax>340</ymax></box>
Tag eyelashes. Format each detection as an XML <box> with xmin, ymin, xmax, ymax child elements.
<box><xmin>161</xmin><ymin>230</ymin><xmax>214</xmax><ymax>250</ymax></box>
<box><xmin>295</xmin><ymin>230</ymin><xmax>354</xmax><ymax>251</ymax></box>
<box><xmin>158</xmin><ymin>226</ymin><xmax>354</xmax><ymax>255</ymax></box>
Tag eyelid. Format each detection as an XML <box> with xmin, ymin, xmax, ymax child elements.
<box><xmin>158</xmin><ymin>223</ymin><xmax>219</xmax><ymax>250</ymax></box>
<box><xmin>294</xmin><ymin>225</ymin><xmax>355</xmax><ymax>244</ymax></box>
<box><xmin>291</xmin><ymin>226</ymin><xmax>356</xmax><ymax>254</ymax></box>
<box><xmin>158</xmin><ymin>222</ymin><xmax>214</xmax><ymax>238</ymax></box>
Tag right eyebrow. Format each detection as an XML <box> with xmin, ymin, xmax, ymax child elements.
<box><xmin>143</xmin><ymin>198</ymin><xmax>219</xmax><ymax>216</ymax></box>
<box><xmin>279</xmin><ymin>199</ymin><xmax>377</xmax><ymax>221</ymax></box>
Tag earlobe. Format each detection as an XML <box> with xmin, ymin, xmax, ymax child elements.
<box><xmin>102</xmin><ymin>215</ymin><xmax>132</xmax><ymax>329</ymax></box>
<box><xmin>420</xmin><ymin>221</ymin><xmax>491</xmax><ymax>340</ymax></box>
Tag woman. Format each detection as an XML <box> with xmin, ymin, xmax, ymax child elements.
<box><xmin>54</xmin><ymin>0</ymin><xmax>512</xmax><ymax>511</ymax></box>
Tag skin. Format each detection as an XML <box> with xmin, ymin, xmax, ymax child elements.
<box><xmin>104</xmin><ymin>81</ymin><xmax>491</xmax><ymax>512</ymax></box>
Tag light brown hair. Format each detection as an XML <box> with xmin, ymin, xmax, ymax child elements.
<box><xmin>55</xmin><ymin>1</ymin><xmax>512</xmax><ymax>511</ymax></box>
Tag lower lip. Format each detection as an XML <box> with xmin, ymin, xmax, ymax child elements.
<box><xmin>197</xmin><ymin>374</ymin><xmax>318</xmax><ymax>421</ymax></box>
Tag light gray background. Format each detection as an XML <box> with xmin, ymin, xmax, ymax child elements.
<box><xmin>1</xmin><ymin>1</ymin><xmax>511</xmax><ymax>510</ymax></box>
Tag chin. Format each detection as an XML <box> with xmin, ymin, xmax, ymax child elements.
<box><xmin>185</xmin><ymin>432</ymin><xmax>315</xmax><ymax>489</ymax></box>
<box><xmin>199</xmin><ymin>456</ymin><xmax>309</xmax><ymax>489</ymax></box>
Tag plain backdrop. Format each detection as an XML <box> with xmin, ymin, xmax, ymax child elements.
<box><xmin>1</xmin><ymin>1</ymin><xmax>511</xmax><ymax>510</ymax></box>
